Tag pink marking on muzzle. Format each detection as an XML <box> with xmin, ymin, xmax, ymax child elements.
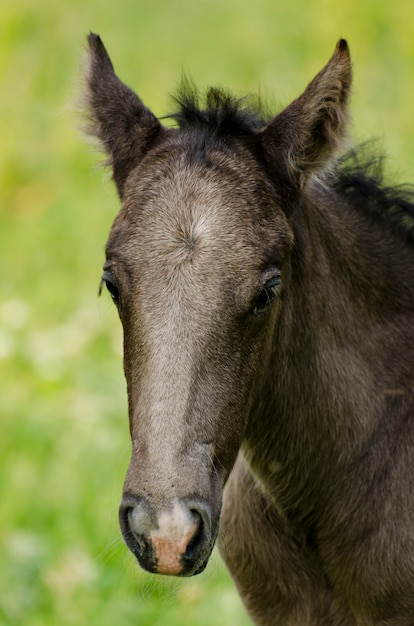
<box><xmin>150</xmin><ymin>503</ymin><xmax>199</xmax><ymax>575</ymax></box>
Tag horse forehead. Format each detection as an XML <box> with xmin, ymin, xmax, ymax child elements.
<box><xmin>146</xmin><ymin>152</ymin><xmax>254</xmax><ymax>212</ymax></box>
<box><xmin>126</xmin><ymin>157</ymin><xmax>259</xmax><ymax>255</ymax></box>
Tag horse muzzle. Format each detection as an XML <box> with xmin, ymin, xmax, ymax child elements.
<box><xmin>119</xmin><ymin>495</ymin><xmax>217</xmax><ymax>576</ymax></box>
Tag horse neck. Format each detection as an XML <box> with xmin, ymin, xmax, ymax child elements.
<box><xmin>244</xmin><ymin>183</ymin><xmax>412</xmax><ymax>505</ymax></box>
<box><xmin>273</xmin><ymin>193</ymin><xmax>375</xmax><ymax>440</ymax></box>
<box><xmin>279</xmin><ymin>181</ymin><xmax>412</xmax><ymax>410</ymax></box>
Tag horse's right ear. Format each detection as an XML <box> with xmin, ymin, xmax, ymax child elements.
<box><xmin>85</xmin><ymin>33</ymin><xmax>163</xmax><ymax>198</ymax></box>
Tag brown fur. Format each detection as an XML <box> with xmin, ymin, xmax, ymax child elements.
<box><xmin>85</xmin><ymin>34</ymin><xmax>414</xmax><ymax>624</ymax></box>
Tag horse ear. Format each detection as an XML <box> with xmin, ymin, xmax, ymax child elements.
<box><xmin>85</xmin><ymin>33</ymin><xmax>163</xmax><ymax>198</ymax></box>
<box><xmin>261</xmin><ymin>40</ymin><xmax>352</xmax><ymax>186</ymax></box>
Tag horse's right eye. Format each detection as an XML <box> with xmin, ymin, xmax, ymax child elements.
<box><xmin>100</xmin><ymin>271</ymin><xmax>120</xmax><ymax>305</ymax></box>
<box><xmin>105</xmin><ymin>279</ymin><xmax>120</xmax><ymax>303</ymax></box>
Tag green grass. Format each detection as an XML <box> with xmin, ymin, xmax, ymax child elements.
<box><xmin>1</xmin><ymin>1</ymin><xmax>414</xmax><ymax>624</ymax></box>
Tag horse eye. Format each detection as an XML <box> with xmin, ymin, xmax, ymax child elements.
<box><xmin>100</xmin><ymin>271</ymin><xmax>120</xmax><ymax>305</ymax></box>
<box><xmin>251</xmin><ymin>275</ymin><xmax>281</xmax><ymax>317</ymax></box>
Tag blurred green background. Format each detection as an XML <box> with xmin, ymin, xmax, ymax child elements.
<box><xmin>1</xmin><ymin>1</ymin><xmax>413</xmax><ymax>625</ymax></box>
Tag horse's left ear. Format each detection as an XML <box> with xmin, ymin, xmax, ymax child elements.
<box><xmin>85</xmin><ymin>33</ymin><xmax>164</xmax><ymax>198</ymax></box>
<box><xmin>260</xmin><ymin>40</ymin><xmax>352</xmax><ymax>186</ymax></box>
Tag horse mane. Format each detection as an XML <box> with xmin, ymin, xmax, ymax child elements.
<box><xmin>167</xmin><ymin>83</ymin><xmax>414</xmax><ymax>244</ymax></box>
<box><xmin>334</xmin><ymin>149</ymin><xmax>414</xmax><ymax>245</ymax></box>
<box><xmin>166</xmin><ymin>80</ymin><xmax>268</xmax><ymax>136</ymax></box>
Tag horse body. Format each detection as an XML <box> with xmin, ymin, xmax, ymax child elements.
<box><xmin>85</xmin><ymin>34</ymin><xmax>414</xmax><ymax>624</ymax></box>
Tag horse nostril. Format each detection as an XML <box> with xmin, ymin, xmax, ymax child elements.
<box><xmin>119</xmin><ymin>502</ymin><xmax>132</xmax><ymax>540</ymax></box>
<box><xmin>127</xmin><ymin>509</ymin><xmax>147</xmax><ymax>552</ymax></box>
<box><xmin>119</xmin><ymin>496</ymin><xmax>155</xmax><ymax>568</ymax></box>
<box><xmin>186</xmin><ymin>508</ymin><xmax>204</xmax><ymax>554</ymax></box>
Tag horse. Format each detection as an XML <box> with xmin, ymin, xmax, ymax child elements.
<box><xmin>84</xmin><ymin>33</ymin><xmax>414</xmax><ymax>625</ymax></box>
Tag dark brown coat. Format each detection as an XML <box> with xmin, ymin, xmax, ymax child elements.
<box><xmin>85</xmin><ymin>34</ymin><xmax>414</xmax><ymax>624</ymax></box>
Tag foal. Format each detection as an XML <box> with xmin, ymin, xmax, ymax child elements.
<box><xmin>85</xmin><ymin>34</ymin><xmax>414</xmax><ymax>625</ymax></box>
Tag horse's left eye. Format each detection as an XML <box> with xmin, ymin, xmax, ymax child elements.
<box><xmin>251</xmin><ymin>275</ymin><xmax>281</xmax><ymax>317</ymax></box>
